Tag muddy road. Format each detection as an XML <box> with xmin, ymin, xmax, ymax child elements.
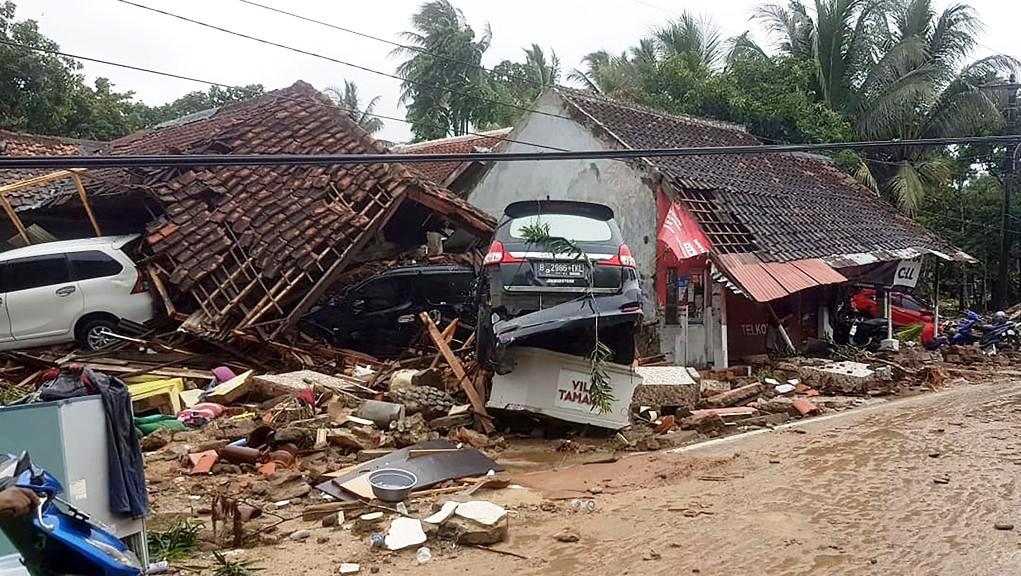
<box><xmin>232</xmin><ymin>381</ymin><xmax>1021</xmax><ymax>575</ymax></box>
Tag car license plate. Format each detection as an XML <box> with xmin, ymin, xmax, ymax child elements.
<box><xmin>536</xmin><ymin>261</ymin><xmax>587</xmax><ymax>278</ymax></box>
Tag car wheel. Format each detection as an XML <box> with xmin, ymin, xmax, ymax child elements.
<box><xmin>77</xmin><ymin>317</ymin><xmax>118</xmax><ymax>351</ymax></box>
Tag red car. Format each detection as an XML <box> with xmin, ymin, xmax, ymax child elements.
<box><xmin>850</xmin><ymin>288</ymin><xmax>934</xmax><ymax>327</ymax></box>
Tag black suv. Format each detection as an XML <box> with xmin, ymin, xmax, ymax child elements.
<box><xmin>477</xmin><ymin>200</ymin><xmax>643</xmax><ymax>371</ymax></box>
<box><xmin>301</xmin><ymin>265</ymin><xmax>476</xmax><ymax>357</ymax></box>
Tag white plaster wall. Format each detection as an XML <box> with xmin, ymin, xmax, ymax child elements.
<box><xmin>467</xmin><ymin>91</ymin><xmax>659</xmax><ymax>319</ymax></box>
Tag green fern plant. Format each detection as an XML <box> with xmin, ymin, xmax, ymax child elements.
<box><xmin>517</xmin><ymin>220</ymin><xmax>616</xmax><ymax>414</ymax></box>
<box><xmin>212</xmin><ymin>551</ymin><xmax>262</xmax><ymax>576</ymax></box>
<box><xmin>147</xmin><ymin>519</ymin><xmax>201</xmax><ymax>562</ymax></box>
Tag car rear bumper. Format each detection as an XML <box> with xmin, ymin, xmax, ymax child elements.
<box><xmin>491</xmin><ymin>291</ymin><xmax>643</xmax><ymax>348</ymax></box>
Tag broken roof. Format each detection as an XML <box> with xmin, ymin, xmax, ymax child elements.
<box><xmin>0</xmin><ymin>130</ymin><xmax>100</xmax><ymax>209</ymax></box>
<box><xmin>555</xmin><ymin>88</ymin><xmax>972</xmax><ymax>265</ymax></box>
<box><xmin>393</xmin><ymin>128</ymin><xmax>511</xmax><ymax>187</ymax></box>
<box><xmin>10</xmin><ymin>81</ymin><xmax>494</xmax><ymax>339</ymax></box>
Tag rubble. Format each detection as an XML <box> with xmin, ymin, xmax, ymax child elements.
<box><xmin>706</xmin><ymin>383</ymin><xmax>765</xmax><ymax>407</ymax></box>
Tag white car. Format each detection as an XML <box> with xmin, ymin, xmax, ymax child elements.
<box><xmin>0</xmin><ymin>235</ymin><xmax>156</xmax><ymax>351</ymax></box>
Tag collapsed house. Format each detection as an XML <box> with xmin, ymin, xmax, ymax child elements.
<box><xmin>0</xmin><ymin>81</ymin><xmax>494</xmax><ymax>343</ymax></box>
<box><xmin>461</xmin><ymin>87</ymin><xmax>973</xmax><ymax>367</ymax></box>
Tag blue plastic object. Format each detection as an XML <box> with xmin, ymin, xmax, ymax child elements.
<box><xmin>0</xmin><ymin>453</ymin><xmax>142</xmax><ymax>576</ymax></box>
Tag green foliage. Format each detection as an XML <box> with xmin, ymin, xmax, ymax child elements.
<box><xmin>394</xmin><ymin>0</ymin><xmax>495</xmax><ymax>140</ymax></box>
<box><xmin>147</xmin><ymin>519</ymin><xmax>200</xmax><ymax>562</ymax></box>
<box><xmin>142</xmin><ymin>85</ymin><xmax>264</xmax><ymax>128</ymax></box>
<box><xmin>212</xmin><ymin>551</ymin><xmax>262</xmax><ymax>576</ymax></box>
<box><xmin>323</xmin><ymin>80</ymin><xmax>384</xmax><ymax>134</ymax></box>
<box><xmin>0</xmin><ymin>1</ymin><xmax>143</xmax><ymax>139</ymax></box>
<box><xmin>587</xmin><ymin>339</ymin><xmax>616</xmax><ymax>414</ymax></box>
<box><xmin>895</xmin><ymin>323</ymin><xmax>925</xmax><ymax>342</ymax></box>
<box><xmin>488</xmin><ymin>45</ymin><xmax>560</xmax><ymax>128</ymax></box>
<box><xmin>0</xmin><ymin>1</ymin><xmax>262</xmax><ymax>139</ymax></box>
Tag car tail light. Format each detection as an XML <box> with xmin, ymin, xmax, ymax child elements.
<box><xmin>131</xmin><ymin>268</ymin><xmax>149</xmax><ymax>294</ymax></box>
<box><xmin>598</xmin><ymin>244</ymin><xmax>637</xmax><ymax>269</ymax></box>
<box><xmin>483</xmin><ymin>241</ymin><xmax>524</xmax><ymax>266</ymax></box>
<box><xmin>620</xmin><ymin>302</ymin><xmax>642</xmax><ymax>313</ymax></box>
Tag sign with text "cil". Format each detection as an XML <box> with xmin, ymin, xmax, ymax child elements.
<box><xmin>893</xmin><ymin>259</ymin><xmax>922</xmax><ymax>289</ymax></box>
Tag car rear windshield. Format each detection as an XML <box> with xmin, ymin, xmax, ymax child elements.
<box><xmin>508</xmin><ymin>214</ymin><xmax>612</xmax><ymax>242</ymax></box>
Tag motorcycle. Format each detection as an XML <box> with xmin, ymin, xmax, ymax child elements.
<box><xmin>944</xmin><ymin>310</ymin><xmax>983</xmax><ymax>346</ymax></box>
<box><xmin>978</xmin><ymin>320</ymin><xmax>1021</xmax><ymax>351</ymax></box>
<box><xmin>0</xmin><ymin>452</ymin><xmax>143</xmax><ymax>576</ymax></box>
<box><xmin>834</xmin><ymin>302</ymin><xmax>888</xmax><ymax>348</ymax></box>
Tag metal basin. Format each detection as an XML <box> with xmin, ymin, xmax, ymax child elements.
<box><xmin>368</xmin><ymin>469</ymin><xmax>418</xmax><ymax>502</ymax></box>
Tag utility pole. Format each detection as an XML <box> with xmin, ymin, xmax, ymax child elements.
<box><xmin>993</xmin><ymin>75</ymin><xmax>1020</xmax><ymax>310</ymax></box>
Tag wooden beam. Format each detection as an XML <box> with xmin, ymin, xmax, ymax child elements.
<box><xmin>70</xmin><ymin>174</ymin><xmax>102</xmax><ymax>237</ymax></box>
<box><xmin>0</xmin><ymin>193</ymin><xmax>29</xmax><ymax>245</ymax></box>
<box><xmin>147</xmin><ymin>268</ymin><xmax>176</xmax><ymax>318</ymax></box>
<box><xmin>0</xmin><ymin>168</ymin><xmax>85</xmax><ymax>195</ymax></box>
<box><xmin>419</xmin><ymin>312</ymin><xmax>494</xmax><ymax>433</ymax></box>
<box><xmin>429</xmin><ymin>319</ymin><xmax>460</xmax><ymax>370</ymax></box>
<box><xmin>272</xmin><ymin>191</ymin><xmax>408</xmax><ymax>338</ymax></box>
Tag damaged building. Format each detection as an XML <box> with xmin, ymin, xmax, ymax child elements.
<box><xmin>456</xmin><ymin>87</ymin><xmax>972</xmax><ymax>368</ymax></box>
<box><xmin>0</xmin><ymin>81</ymin><xmax>494</xmax><ymax>344</ymax></box>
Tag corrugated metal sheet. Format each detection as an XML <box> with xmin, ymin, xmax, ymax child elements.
<box><xmin>714</xmin><ymin>253</ymin><xmax>848</xmax><ymax>303</ymax></box>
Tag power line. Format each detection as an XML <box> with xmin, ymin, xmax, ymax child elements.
<box><xmin>0</xmin><ymin>38</ymin><xmax>567</xmax><ymax>153</ymax></box>
<box><xmin>111</xmin><ymin>0</ymin><xmax>571</xmax><ymax>123</ymax></box>
<box><xmin>236</xmin><ymin>0</ymin><xmax>559</xmax><ymax>97</ymax></box>
<box><xmin>4</xmin><ymin>135</ymin><xmax>1021</xmax><ymax>170</ymax></box>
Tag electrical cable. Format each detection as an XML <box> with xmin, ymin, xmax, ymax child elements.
<box><xmin>235</xmin><ymin>0</ymin><xmax>560</xmax><ymax>97</ymax></box>
<box><xmin>0</xmin><ymin>38</ymin><xmax>568</xmax><ymax>153</ymax></box>
<box><xmin>4</xmin><ymin>135</ymin><xmax>1021</xmax><ymax>170</ymax></box>
<box><xmin>111</xmin><ymin>0</ymin><xmax>574</xmax><ymax>123</ymax></box>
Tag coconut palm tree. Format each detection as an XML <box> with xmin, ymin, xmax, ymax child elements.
<box><xmin>324</xmin><ymin>80</ymin><xmax>384</xmax><ymax>135</ymax></box>
<box><xmin>393</xmin><ymin>0</ymin><xmax>493</xmax><ymax>140</ymax></box>
<box><xmin>652</xmin><ymin>12</ymin><xmax>726</xmax><ymax>70</ymax></box>
<box><xmin>569</xmin><ymin>12</ymin><xmax>723</xmax><ymax>97</ymax></box>
<box><xmin>522</xmin><ymin>44</ymin><xmax>561</xmax><ymax>89</ymax></box>
<box><xmin>752</xmin><ymin>0</ymin><xmax>1020</xmax><ymax>211</ymax></box>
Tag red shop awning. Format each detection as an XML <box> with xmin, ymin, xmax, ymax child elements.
<box><xmin>657</xmin><ymin>197</ymin><xmax>711</xmax><ymax>260</ymax></box>
<box><xmin>714</xmin><ymin>253</ymin><xmax>847</xmax><ymax>302</ymax></box>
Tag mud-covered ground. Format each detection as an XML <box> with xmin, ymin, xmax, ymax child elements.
<box><xmin>172</xmin><ymin>379</ymin><xmax>1021</xmax><ymax>576</ymax></box>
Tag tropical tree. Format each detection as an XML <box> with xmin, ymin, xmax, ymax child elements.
<box><xmin>324</xmin><ymin>80</ymin><xmax>384</xmax><ymax>135</ymax></box>
<box><xmin>652</xmin><ymin>13</ymin><xmax>726</xmax><ymax>70</ymax></box>
<box><xmin>393</xmin><ymin>0</ymin><xmax>494</xmax><ymax>140</ymax></box>
<box><xmin>751</xmin><ymin>0</ymin><xmax>1020</xmax><ymax>211</ymax></box>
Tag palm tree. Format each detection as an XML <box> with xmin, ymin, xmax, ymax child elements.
<box><xmin>393</xmin><ymin>0</ymin><xmax>493</xmax><ymax>139</ymax></box>
<box><xmin>752</xmin><ymin>0</ymin><xmax>1020</xmax><ymax>211</ymax></box>
<box><xmin>652</xmin><ymin>12</ymin><xmax>725</xmax><ymax>70</ymax></box>
<box><xmin>324</xmin><ymin>80</ymin><xmax>384</xmax><ymax>135</ymax></box>
<box><xmin>569</xmin><ymin>11</ymin><xmax>724</xmax><ymax>97</ymax></box>
<box><xmin>522</xmin><ymin>44</ymin><xmax>561</xmax><ymax>88</ymax></box>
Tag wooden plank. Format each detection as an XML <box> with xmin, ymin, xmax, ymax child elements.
<box><xmin>70</xmin><ymin>362</ymin><xmax>210</xmax><ymax>380</ymax></box>
<box><xmin>300</xmin><ymin>501</ymin><xmax>366</xmax><ymax>521</ymax></box>
<box><xmin>148</xmin><ymin>268</ymin><xmax>177</xmax><ymax>318</ymax></box>
<box><xmin>429</xmin><ymin>319</ymin><xmax>460</xmax><ymax>369</ymax></box>
<box><xmin>338</xmin><ymin>473</ymin><xmax>375</xmax><ymax>500</ymax></box>
<box><xmin>273</xmin><ymin>192</ymin><xmax>408</xmax><ymax>337</ymax></box>
<box><xmin>70</xmin><ymin>174</ymin><xmax>102</xmax><ymax>237</ymax></box>
<box><xmin>419</xmin><ymin>312</ymin><xmax>494</xmax><ymax>433</ymax></box>
<box><xmin>0</xmin><ymin>169</ymin><xmax>84</xmax><ymax>194</ymax></box>
<box><xmin>0</xmin><ymin>193</ymin><xmax>29</xmax><ymax>245</ymax></box>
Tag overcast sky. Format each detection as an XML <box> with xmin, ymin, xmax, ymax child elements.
<box><xmin>16</xmin><ymin>0</ymin><xmax>1021</xmax><ymax>143</ymax></box>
